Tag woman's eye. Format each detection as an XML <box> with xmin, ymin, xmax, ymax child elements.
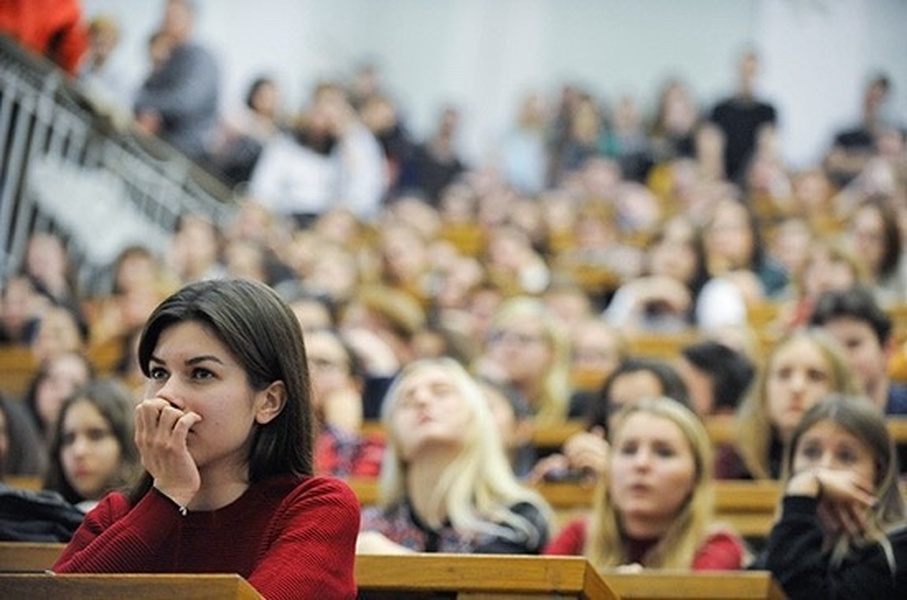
<box><xmin>617</xmin><ymin>442</ymin><xmax>638</xmax><ymax>456</ymax></box>
<box><xmin>148</xmin><ymin>367</ymin><xmax>168</xmax><ymax>380</ymax></box>
<box><xmin>807</xmin><ymin>369</ymin><xmax>828</xmax><ymax>383</ymax></box>
<box><xmin>836</xmin><ymin>449</ymin><xmax>858</xmax><ymax>464</ymax></box>
<box><xmin>86</xmin><ymin>428</ymin><xmax>111</xmax><ymax>442</ymax></box>
<box><xmin>799</xmin><ymin>444</ymin><xmax>822</xmax><ymax>460</ymax></box>
<box><xmin>191</xmin><ymin>368</ymin><xmax>214</xmax><ymax>380</ymax></box>
<box><xmin>61</xmin><ymin>432</ymin><xmax>75</xmax><ymax>447</ymax></box>
<box><xmin>654</xmin><ymin>446</ymin><xmax>676</xmax><ymax>458</ymax></box>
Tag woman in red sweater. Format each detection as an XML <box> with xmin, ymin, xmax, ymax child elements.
<box><xmin>53</xmin><ymin>279</ymin><xmax>359</xmax><ymax>599</ymax></box>
<box><xmin>544</xmin><ymin>396</ymin><xmax>745</xmax><ymax>570</ymax></box>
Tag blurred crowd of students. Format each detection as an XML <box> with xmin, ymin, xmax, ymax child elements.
<box><xmin>2</xmin><ymin>0</ymin><xmax>907</xmax><ymax>597</ymax></box>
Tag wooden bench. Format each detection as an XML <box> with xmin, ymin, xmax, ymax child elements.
<box><xmin>356</xmin><ymin>553</ymin><xmax>616</xmax><ymax>599</ymax></box>
<box><xmin>0</xmin><ymin>541</ymin><xmax>65</xmax><ymax>572</ymax></box>
<box><xmin>0</xmin><ymin>574</ymin><xmax>262</xmax><ymax>599</ymax></box>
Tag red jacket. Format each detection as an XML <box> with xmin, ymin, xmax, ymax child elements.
<box><xmin>0</xmin><ymin>0</ymin><xmax>88</xmax><ymax>75</ymax></box>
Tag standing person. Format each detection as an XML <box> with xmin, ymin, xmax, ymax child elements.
<box><xmin>357</xmin><ymin>358</ymin><xmax>551</xmax><ymax>554</ymax></box>
<box><xmin>544</xmin><ymin>397</ymin><xmax>745</xmax><ymax>570</ymax></box>
<box><xmin>43</xmin><ymin>379</ymin><xmax>141</xmax><ymax>513</ymax></box>
<box><xmin>53</xmin><ymin>279</ymin><xmax>359</xmax><ymax>599</ymax></box>
<box><xmin>757</xmin><ymin>394</ymin><xmax>907</xmax><ymax>598</ymax></box>
<box><xmin>133</xmin><ymin>0</ymin><xmax>220</xmax><ymax>163</ymax></box>
<box><xmin>708</xmin><ymin>49</ymin><xmax>778</xmax><ymax>184</ymax></box>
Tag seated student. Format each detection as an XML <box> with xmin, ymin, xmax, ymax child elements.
<box><xmin>23</xmin><ymin>350</ymin><xmax>93</xmax><ymax>440</ymax></box>
<box><xmin>808</xmin><ymin>285</ymin><xmax>907</xmax><ymax>415</ymax></box>
<box><xmin>530</xmin><ymin>357</ymin><xmax>689</xmax><ymax>483</ymax></box>
<box><xmin>357</xmin><ymin>357</ymin><xmax>552</xmax><ymax>554</ymax></box>
<box><xmin>0</xmin><ymin>393</ymin><xmax>47</xmax><ymax>479</ymax></box>
<box><xmin>676</xmin><ymin>339</ymin><xmax>756</xmax><ymax>417</ymax></box>
<box><xmin>716</xmin><ymin>328</ymin><xmax>861</xmax><ymax>480</ymax></box>
<box><xmin>544</xmin><ymin>397</ymin><xmax>745</xmax><ymax>570</ymax></box>
<box><xmin>756</xmin><ymin>394</ymin><xmax>907</xmax><ymax>598</ymax></box>
<box><xmin>306</xmin><ymin>328</ymin><xmax>383</xmax><ymax>478</ymax></box>
<box><xmin>52</xmin><ymin>279</ymin><xmax>359</xmax><ymax>599</ymax></box>
<box><xmin>477</xmin><ymin>376</ymin><xmax>535</xmax><ymax>479</ymax></box>
<box><xmin>43</xmin><ymin>379</ymin><xmax>141</xmax><ymax>513</ymax></box>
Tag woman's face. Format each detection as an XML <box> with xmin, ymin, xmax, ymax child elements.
<box><xmin>305</xmin><ymin>331</ymin><xmax>353</xmax><ymax>409</ymax></box>
<box><xmin>60</xmin><ymin>400</ymin><xmax>122</xmax><ymax>500</ymax></box>
<box><xmin>766</xmin><ymin>338</ymin><xmax>835</xmax><ymax>440</ymax></box>
<box><xmin>146</xmin><ymin>321</ymin><xmax>277</xmax><ymax>475</ymax></box>
<box><xmin>391</xmin><ymin>365</ymin><xmax>474</xmax><ymax>460</ymax></box>
<box><xmin>706</xmin><ymin>202</ymin><xmax>754</xmax><ymax>268</ymax></box>
<box><xmin>486</xmin><ymin>320</ymin><xmax>553</xmax><ymax>390</ymax></box>
<box><xmin>609</xmin><ymin>412</ymin><xmax>696</xmax><ymax>535</ymax></box>
<box><xmin>792</xmin><ymin>420</ymin><xmax>876</xmax><ymax>490</ymax></box>
<box><xmin>36</xmin><ymin>353</ymin><xmax>91</xmax><ymax>430</ymax></box>
<box><xmin>848</xmin><ymin>206</ymin><xmax>886</xmax><ymax>277</ymax></box>
<box><xmin>649</xmin><ymin>219</ymin><xmax>697</xmax><ymax>283</ymax></box>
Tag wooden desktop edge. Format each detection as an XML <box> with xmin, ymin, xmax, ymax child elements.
<box><xmin>355</xmin><ymin>553</ymin><xmax>617</xmax><ymax>599</ymax></box>
<box><xmin>0</xmin><ymin>573</ymin><xmax>263</xmax><ymax>600</ymax></box>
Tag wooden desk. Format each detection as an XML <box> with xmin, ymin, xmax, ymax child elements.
<box><xmin>604</xmin><ymin>571</ymin><xmax>786</xmax><ymax>600</ymax></box>
<box><xmin>0</xmin><ymin>541</ymin><xmax>65</xmax><ymax>572</ymax></box>
<box><xmin>355</xmin><ymin>553</ymin><xmax>617</xmax><ymax>599</ymax></box>
<box><xmin>0</xmin><ymin>574</ymin><xmax>263</xmax><ymax>599</ymax></box>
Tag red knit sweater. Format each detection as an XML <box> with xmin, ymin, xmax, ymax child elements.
<box><xmin>53</xmin><ymin>475</ymin><xmax>359</xmax><ymax>599</ymax></box>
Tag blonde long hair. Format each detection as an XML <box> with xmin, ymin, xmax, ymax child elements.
<box><xmin>485</xmin><ymin>296</ymin><xmax>571</xmax><ymax>424</ymax></box>
<box><xmin>584</xmin><ymin>396</ymin><xmax>718</xmax><ymax>569</ymax></box>
<box><xmin>378</xmin><ymin>357</ymin><xmax>552</xmax><ymax>544</ymax></box>
<box><xmin>734</xmin><ymin>328</ymin><xmax>860</xmax><ymax>480</ymax></box>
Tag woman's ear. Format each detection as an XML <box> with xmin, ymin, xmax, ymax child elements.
<box><xmin>255</xmin><ymin>381</ymin><xmax>287</xmax><ymax>424</ymax></box>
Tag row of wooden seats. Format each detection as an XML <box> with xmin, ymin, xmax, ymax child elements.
<box><xmin>0</xmin><ymin>543</ymin><xmax>785</xmax><ymax>599</ymax></box>
<box><xmin>348</xmin><ymin>477</ymin><xmax>782</xmax><ymax>539</ymax></box>
<box><xmin>0</xmin><ymin>338</ymin><xmax>124</xmax><ymax>398</ymax></box>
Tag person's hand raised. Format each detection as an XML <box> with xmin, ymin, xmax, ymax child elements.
<box><xmin>135</xmin><ymin>397</ymin><xmax>203</xmax><ymax>509</ymax></box>
<box><xmin>787</xmin><ymin>469</ymin><xmax>877</xmax><ymax>536</ymax></box>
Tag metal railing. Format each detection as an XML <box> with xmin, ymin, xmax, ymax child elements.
<box><xmin>0</xmin><ymin>34</ymin><xmax>235</xmax><ymax>295</ymax></box>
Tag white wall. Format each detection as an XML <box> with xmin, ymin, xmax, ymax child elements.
<box><xmin>82</xmin><ymin>0</ymin><xmax>906</xmax><ymax>169</ymax></box>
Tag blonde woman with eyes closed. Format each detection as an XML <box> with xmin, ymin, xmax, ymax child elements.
<box><xmin>757</xmin><ymin>394</ymin><xmax>907</xmax><ymax>598</ymax></box>
<box><xmin>357</xmin><ymin>357</ymin><xmax>551</xmax><ymax>555</ymax></box>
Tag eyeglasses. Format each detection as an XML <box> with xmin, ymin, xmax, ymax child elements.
<box><xmin>487</xmin><ymin>329</ymin><xmax>546</xmax><ymax>346</ymax></box>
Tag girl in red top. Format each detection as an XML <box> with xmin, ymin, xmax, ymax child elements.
<box><xmin>53</xmin><ymin>279</ymin><xmax>359</xmax><ymax>599</ymax></box>
<box><xmin>544</xmin><ymin>396</ymin><xmax>745</xmax><ymax>570</ymax></box>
